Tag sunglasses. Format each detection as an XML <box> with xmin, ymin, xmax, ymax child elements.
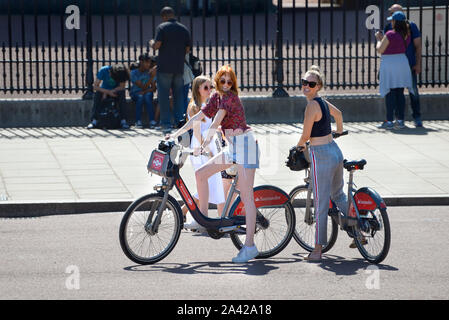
<box><xmin>220</xmin><ymin>79</ymin><xmax>233</xmax><ymax>86</ymax></box>
<box><xmin>301</xmin><ymin>79</ymin><xmax>318</xmax><ymax>88</ymax></box>
<box><xmin>202</xmin><ymin>85</ymin><xmax>213</xmax><ymax>91</ymax></box>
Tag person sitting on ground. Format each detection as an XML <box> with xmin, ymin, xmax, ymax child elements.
<box><xmin>130</xmin><ymin>53</ymin><xmax>158</xmax><ymax>129</ymax></box>
<box><xmin>87</xmin><ymin>64</ymin><xmax>130</xmax><ymax>129</ymax></box>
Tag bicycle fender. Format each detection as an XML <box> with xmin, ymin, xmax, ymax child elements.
<box><xmin>230</xmin><ymin>185</ymin><xmax>290</xmax><ymax>216</ymax></box>
<box><xmin>354</xmin><ymin>187</ymin><xmax>387</xmax><ymax>210</ymax></box>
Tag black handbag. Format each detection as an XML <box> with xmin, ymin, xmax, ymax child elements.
<box><xmin>286</xmin><ymin>146</ymin><xmax>310</xmax><ymax>171</ymax></box>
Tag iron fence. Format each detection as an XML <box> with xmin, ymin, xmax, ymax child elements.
<box><xmin>0</xmin><ymin>0</ymin><xmax>447</xmax><ymax>97</ymax></box>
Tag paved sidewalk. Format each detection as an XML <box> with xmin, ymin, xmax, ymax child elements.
<box><xmin>1</xmin><ymin>121</ymin><xmax>449</xmax><ymax>215</ymax></box>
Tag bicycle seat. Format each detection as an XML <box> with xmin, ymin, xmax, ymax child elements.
<box><xmin>343</xmin><ymin>159</ymin><xmax>367</xmax><ymax>171</ymax></box>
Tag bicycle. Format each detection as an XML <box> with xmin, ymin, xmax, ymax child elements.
<box><xmin>288</xmin><ymin>131</ymin><xmax>391</xmax><ymax>264</ymax></box>
<box><xmin>119</xmin><ymin>139</ymin><xmax>296</xmax><ymax>265</ymax></box>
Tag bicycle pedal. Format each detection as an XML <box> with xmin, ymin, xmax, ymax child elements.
<box><xmin>234</xmin><ymin>227</ymin><xmax>246</xmax><ymax>234</ymax></box>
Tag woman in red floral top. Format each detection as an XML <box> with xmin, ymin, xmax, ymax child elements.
<box><xmin>170</xmin><ymin>65</ymin><xmax>260</xmax><ymax>263</ymax></box>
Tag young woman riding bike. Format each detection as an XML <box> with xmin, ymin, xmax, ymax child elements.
<box><xmin>168</xmin><ymin>65</ymin><xmax>261</xmax><ymax>263</ymax></box>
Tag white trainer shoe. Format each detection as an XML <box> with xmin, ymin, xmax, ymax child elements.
<box><xmin>232</xmin><ymin>245</ymin><xmax>259</xmax><ymax>263</ymax></box>
<box><xmin>183</xmin><ymin>219</ymin><xmax>205</xmax><ymax>232</ymax></box>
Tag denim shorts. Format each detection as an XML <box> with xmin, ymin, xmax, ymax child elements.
<box><xmin>222</xmin><ymin>131</ymin><xmax>260</xmax><ymax>169</ymax></box>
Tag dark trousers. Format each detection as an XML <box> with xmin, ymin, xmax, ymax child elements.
<box><xmin>156</xmin><ymin>72</ymin><xmax>185</xmax><ymax>128</ymax></box>
<box><xmin>91</xmin><ymin>90</ymin><xmax>127</xmax><ymax>121</ymax></box>
<box><xmin>409</xmin><ymin>71</ymin><xmax>421</xmax><ymax>120</ymax></box>
<box><xmin>386</xmin><ymin>88</ymin><xmax>405</xmax><ymax>122</ymax></box>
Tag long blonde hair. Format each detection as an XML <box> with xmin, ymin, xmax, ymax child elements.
<box><xmin>187</xmin><ymin>75</ymin><xmax>212</xmax><ymax>120</ymax></box>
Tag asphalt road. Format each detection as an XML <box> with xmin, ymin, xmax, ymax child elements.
<box><xmin>1</xmin><ymin>206</ymin><xmax>448</xmax><ymax>300</ymax></box>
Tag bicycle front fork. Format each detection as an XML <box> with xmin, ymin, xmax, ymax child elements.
<box><xmin>145</xmin><ymin>178</ymin><xmax>173</xmax><ymax>234</ymax></box>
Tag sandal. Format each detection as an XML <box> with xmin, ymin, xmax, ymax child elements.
<box><xmin>349</xmin><ymin>238</ymin><xmax>368</xmax><ymax>249</ymax></box>
<box><xmin>303</xmin><ymin>251</ymin><xmax>322</xmax><ymax>263</ymax></box>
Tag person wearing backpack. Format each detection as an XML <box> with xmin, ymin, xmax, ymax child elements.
<box><xmin>87</xmin><ymin>64</ymin><xmax>130</xmax><ymax>129</ymax></box>
<box><xmin>376</xmin><ymin>11</ymin><xmax>414</xmax><ymax>130</ymax></box>
<box><xmin>149</xmin><ymin>6</ymin><xmax>192</xmax><ymax>134</ymax></box>
<box><xmin>384</xmin><ymin>4</ymin><xmax>423</xmax><ymax>128</ymax></box>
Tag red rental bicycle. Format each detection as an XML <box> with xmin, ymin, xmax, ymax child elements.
<box><xmin>119</xmin><ymin>139</ymin><xmax>295</xmax><ymax>265</ymax></box>
<box><xmin>288</xmin><ymin>132</ymin><xmax>391</xmax><ymax>264</ymax></box>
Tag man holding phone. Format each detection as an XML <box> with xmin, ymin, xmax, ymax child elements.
<box><xmin>383</xmin><ymin>3</ymin><xmax>423</xmax><ymax>128</ymax></box>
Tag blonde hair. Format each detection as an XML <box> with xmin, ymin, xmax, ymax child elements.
<box><xmin>187</xmin><ymin>75</ymin><xmax>212</xmax><ymax>120</ymax></box>
<box><xmin>305</xmin><ymin>65</ymin><xmax>325</xmax><ymax>90</ymax></box>
<box><xmin>214</xmin><ymin>64</ymin><xmax>239</xmax><ymax>96</ymax></box>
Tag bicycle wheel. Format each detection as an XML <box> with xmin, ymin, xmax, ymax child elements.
<box><xmin>289</xmin><ymin>185</ymin><xmax>338</xmax><ymax>253</ymax></box>
<box><xmin>119</xmin><ymin>193</ymin><xmax>183</xmax><ymax>265</ymax></box>
<box><xmin>352</xmin><ymin>207</ymin><xmax>391</xmax><ymax>264</ymax></box>
<box><xmin>229</xmin><ymin>186</ymin><xmax>295</xmax><ymax>259</ymax></box>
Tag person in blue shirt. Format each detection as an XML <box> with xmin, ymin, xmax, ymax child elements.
<box><xmin>384</xmin><ymin>4</ymin><xmax>423</xmax><ymax>128</ymax></box>
<box><xmin>130</xmin><ymin>53</ymin><xmax>157</xmax><ymax>129</ymax></box>
<box><xmin>87</xmin><ymin>64</ymin><xmax>130</xmax><ymax>129</ymax></box>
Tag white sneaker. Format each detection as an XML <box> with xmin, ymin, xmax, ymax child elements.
<box><xmin>232</xmin><ymin>245</ymin><xmax>259</xmax><ymax>263</ymax></box>
<box><xmin>183</xmin><ymin>219</ymin><xmax>205</xmax><ymax>232</ymax></box>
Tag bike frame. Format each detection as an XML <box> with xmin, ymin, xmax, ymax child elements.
<box><xmin>148</xmin><ymin>140</ymin><xmax>292</xmax><ymax>234</ymax></box>
<box><xmin>154</xmin><ymin>168</ymin><xmax>245</xmax><ymax>232</ymax></box>
<box><xmin>301</xmin><ymin>150</ymin><xmax>386</xmax><ymax>231</ymax></box>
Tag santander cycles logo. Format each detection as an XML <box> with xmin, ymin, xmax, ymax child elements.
<box><xmin>151</xmin><ymin>152</ymin><xmax>165</xmax><ymax>171</ymax></box>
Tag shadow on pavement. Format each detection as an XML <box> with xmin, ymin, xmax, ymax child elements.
<box><xmin>389</xmin><ymin>126</ymin><xmax>436</xmax><ymax>136</ymax></box>
<box><xmin>124</xmin><ymin>257</ymin><xmax>302</xmax><ymax>276</ymax></box>
<box><xmin>292</xmin><ymin>253</ymin><xmax>398</xmax><ymax>276</ymax></box>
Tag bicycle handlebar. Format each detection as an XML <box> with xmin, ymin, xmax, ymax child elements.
<box><xmin>161</xmin><ymin>136</ymin><xmax>211</xmax><ymax>157</ymax></box>
<box><xmin>332</xmin><ymin>130</ymin><xmax>349</xmax><ymax>138</ymax></box>
<box><xmin>181</xmin><ymin>148</ymin><xmax>211</xmax><ymax>157</ymax></box>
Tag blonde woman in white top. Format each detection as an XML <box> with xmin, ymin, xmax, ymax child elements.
<box><xmin>182</xmin><ymin>76</ymin><xmax>226</xmax><ymax>230</ymax></box>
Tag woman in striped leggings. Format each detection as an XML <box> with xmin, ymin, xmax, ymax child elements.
<box><xmin>296</xmin><ymin>65</ymin><xmax>348</xmax><ymax>262</ymax></box>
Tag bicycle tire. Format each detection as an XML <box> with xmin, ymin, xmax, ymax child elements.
<box><xmin>228</xmin><ymin>186</ymin><xmax>295</xmax><ymax>259</ymax></box>
<box><xmin>289</xmin><ymin>185</ymin><xmax>338</xmax><ymax>253</ymax></box>
<box><xmin>353</xmin><ymin>207</ymin><xmax>391</xmax><ymax>264</ymax></box>
<box><xmin>119</xmin><ymin>193</ymin><xmax>183</xmax><ymax>265</ymax></box>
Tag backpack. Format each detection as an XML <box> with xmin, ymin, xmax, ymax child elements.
<box><xmin>188</xmin><ymin>53</ymin><xmax>202</xmax><ymax>77</ymax></box>
<box><xmin>96</xmin><ymin>97</ymin><xmax>121</xmax><ymax>129</ymax></box>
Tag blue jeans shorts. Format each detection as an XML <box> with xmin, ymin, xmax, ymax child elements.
<box><xmin>223</xmin><ymin>131</ymin><xmax>260</xmax><ymax>169</ymax></box>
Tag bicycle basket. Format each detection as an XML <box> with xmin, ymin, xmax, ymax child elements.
<box><xmin>147</xmin><ymin>149</ymin><xmax>171</xmax><ymax>177</ymax></box>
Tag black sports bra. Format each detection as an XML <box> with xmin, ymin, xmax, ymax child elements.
<box><xmin>310</xmin><ymin>97</ymin><xmax>332</xmax><ymax>138</ymax></box>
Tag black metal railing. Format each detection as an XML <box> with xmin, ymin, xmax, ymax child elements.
<box><xmin>0</xmin><ymin>0</ymin><xmax>447</xmax><ymax>97</ymax></box>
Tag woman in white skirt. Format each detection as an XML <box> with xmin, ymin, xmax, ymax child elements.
<box><xmin>376</xmin><ymin>11</ymin><xmax>415</xmax><ymax>129</ymax></box>
<box><xmin>182</xmin><ymin>76</ymin><xmax>226</xmax><ymax>230</ymax></box>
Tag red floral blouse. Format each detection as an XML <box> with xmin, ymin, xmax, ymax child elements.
<box><xmin>201</xmin><ymin>91</ymin><xmax>250</xmax><ymax>136</ymax></box>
